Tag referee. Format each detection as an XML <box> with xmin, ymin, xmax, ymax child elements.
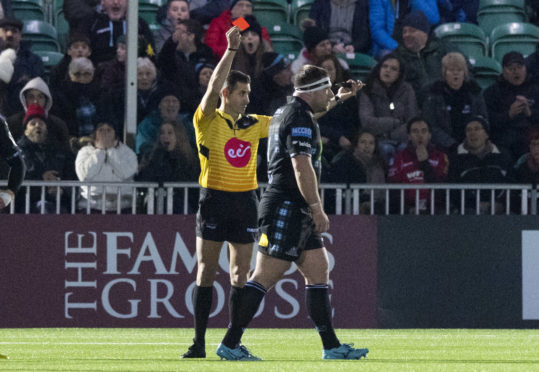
<box><xmin>216</xmin><ymin>65</ymin><xmax>369</xmax><ymax>360</ymax></box>
<box><xmin>182</xmin><ymin>26</ymin><xmax>272</xmax><ymax>358</ymax></box>
<box><xmin>0</xmin><ymin>114</ymin><xmax>25</xmax><ymax>210</ymax></box>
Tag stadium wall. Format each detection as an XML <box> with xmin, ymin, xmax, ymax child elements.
<box><xmin>1</xmin><ymin>215</ymin><xmax>538</xmax><ymax>329</ymax></box>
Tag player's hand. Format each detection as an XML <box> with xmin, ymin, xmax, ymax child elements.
<box><xmin>311</xmin><ymin>203</ymin><xmax>330</xmax><ymax>233</ymax></box>
<box><xmin>336</xmin><ymin>79</ymin><xmax>364</xmax><ymax>101</ymax></box>
<box><xmin>226</xmin><ymin>26</ymin><xmax>242</xmax><ymax>50</ymax></box>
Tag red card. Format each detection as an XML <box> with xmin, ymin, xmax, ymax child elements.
<box><xmin>233</xmin><ymin>17</ymin><xmax>250</xmax><ymax>31</ymax></box>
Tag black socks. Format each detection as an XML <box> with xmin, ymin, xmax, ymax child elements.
<box><xmin>306</xmin><ymin>284</ymin><xmax>340</xmax><ymax>350</ymax></box>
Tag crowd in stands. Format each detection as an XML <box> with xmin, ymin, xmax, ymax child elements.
<box><xmin>0</xmin><ymin>0</ymin><xmax>539</xmax><ymax>214</ymax></box>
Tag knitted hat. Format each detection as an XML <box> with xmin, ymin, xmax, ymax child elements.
<box><xmin>303</xmin><ymin>26</ymin><xmax>329</xmax><ymax>50</ymax></box>
<box><xmin>465</xmin><ymin>115</ymin><xmax>490</xmax><ymax>134</ymax></box>
<box><xmin>262</xmin><ymin>52</ymin><xmax>289</xmax><ymax>77</ymax></box>
<box><xmin>156</xmin><ymin>83</ymin><xmax>181</xmax><ymax>103</ymax></box>
<box><xmin>195</xmin><ymin>61</ymin><xmax>215</xmax><ymax>77</ymax></box>
<box><xmin>241</xmin><ymin>15</ymin><xmax>262</xmax><ymax>39</ymax></box>
<box><xmin>401</xmin><ymin>10</ymin><xmax>431</xmax><ymax>34</ymax></box>
<box><xmin>0</xmin><ymin>18</ymin><xmax>23</xmax><ymax>31</ymax></box>
<box><xmin>502</xmin><ymin>51</ymin><xmax>525</xmax><ymax>67</ymax></box>
<box><xmin>0</xmin><ymin>48</ymin><xmax>16</xmax><ymax>84</ymax></box>
<box><xmin>23</xmin><ymin>104</ymin><xmax>47</xmax><ymax>127</ymax></box>
<box><xmin>230</xmin><ymin>0</ymin><xmax>252</xmax><ymax>10</ymax></box>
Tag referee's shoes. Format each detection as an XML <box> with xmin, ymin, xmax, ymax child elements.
<box><xmin>323</xmin><ymin>343</ymin><xmax>369</xmax><ymax>359</ymax></box>
<box><xmin>216</xmin><ymin>343</ymin><xmax>261</xmax><ymax>361</ymax></box>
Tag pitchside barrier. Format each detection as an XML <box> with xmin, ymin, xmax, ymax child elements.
<box><xmin>1</xmin><ymin>182</ymin><xmax>539</xmax><ymax>329</ymax></box>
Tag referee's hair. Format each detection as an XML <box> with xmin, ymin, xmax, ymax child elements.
<box><xmin>224</xmin><ymin>70</ymin><xmax>251</xmax><ymax>93</ymax></box>
<box><xmin>294</xmin><ymin>64</ymin><xmax>328</xmax><ymax>90</ymax></box>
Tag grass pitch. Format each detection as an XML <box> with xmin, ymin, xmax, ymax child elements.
<box><xmin>1</xmin><ymin>328</ymin><xmax>539</xmax><ymax>371</ymax></box>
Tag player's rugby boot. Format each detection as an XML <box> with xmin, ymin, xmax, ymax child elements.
<box><xmin>182</xmin><ymin>339</ymin><xmax>206</xmax><ymax>358</ymax></box>
<box><xmin>216</xmin><ymin>343</ymin><xmax>261</xmax><ymax>361</ymax></box>
<box><xmin>322</xmin><ymin>343</ymin><xmax>369</xmax><ymax>360</ymax></box>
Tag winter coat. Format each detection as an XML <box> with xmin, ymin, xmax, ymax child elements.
<box><xmin>153</xmin><ymin>18</ymin><xmax>175</xmax><ymax>53</ymax></box>
<box><xmin>309</xmin><ymin>0</ymin><xmax>371</xmax><ymax>54</ymax></box>
<box><xmin>75</xmin><ymin>142</ymin><xmax>138</xmax><ymax>211</ymax></box>
<box><xmin>359</xmin><ymin>79</ymin><xmax>418</xmax><ymax>144</ymax></box>
<box><xmin>422</xmin><ymin>79</ymin><xmax>487</xmax><ymax>151</ymax></box>
<box><xmin>205</xmin><ymin>9</ymin><xmax>271</xmax><ymax>58</ymax></box>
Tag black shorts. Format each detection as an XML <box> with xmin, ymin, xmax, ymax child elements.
<box><xmin>257</xmin><ymin>195</ymin><xmax>324</xmax><ymax>262</ymax></box>
<box><xmin>196</xmin><ymin>188</ymin><xmax>259</xmax><ymax>244</ymax></box>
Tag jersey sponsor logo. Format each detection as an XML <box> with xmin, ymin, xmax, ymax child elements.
<box><xmin>292</xmin><ymin>140</ymin><xmax>312</xmax><ymax>148</ymax></box>
<box><xmin>291</xmin><ymin>127</ymin><xmax>312</xmax><ymax>138</ymax></box>
<box><xmin>224</xmin><ymin>137</ymin><xmax>252</xmax><ymax>167</ymax></box>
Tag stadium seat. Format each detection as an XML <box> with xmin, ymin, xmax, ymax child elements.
<box><xmin>291</xmin><ymin>0</ymin><xmax>314</xmax><ymax>26</ymax></box>
<box><xmin>139</xmin><ymin>0</ymin><xmax>165</xmax><ymax>25</ymax></box>
<box><xmin>35</xmin><ymin>50</ymin><xmax>63</xmax><ymax>83</ymax></box>
<box><xmin>12</xmin><ymin>0</ymin><xmax>46</xmax><ymax>21</ymax></box>
<box><xmin>54</xmin><ymin>2</ymin><xmax>69</xmax><ymax>53</ymax></box>
<box><xmin>252</xmin><ymin>0</ymin><xmax>290</xmax><ymax>28</ymax></box>
<box><xmin>22</xmin><ymin>20</ymin><xmax>61</xmax><ymax>53</ymax></box>
<box><xmin>468</xmin><ymin>55</ymin><xmax>501</xmax><ymax>90</ymax></box>
<box><xmin>478</xmin><ymin>0</ymin><xmax>528</xmax><ymax>35</ymax></box>
<box><xmin>267</xmin><ymin>23</ymin><xmax>304</xmax><ymax>55</ymax></box>
<box><xmin>434</xmin><ymin>22</ymin><xmax>487</xmax><ymax>58</ymax></box>
<box><xmin>338</xmin><ymin>52</ymin><xmax>376</xmax><ymax>81</ymax></box>
<box><xmin>489</xmin><ymin>22</ymin><xmax>539</xmax><ymax>62</ymax></box>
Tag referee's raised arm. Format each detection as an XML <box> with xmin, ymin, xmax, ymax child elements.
<box><xmin>200</xmin><ymin>26</ymin><xmax>242</xmax><ymax>116</ymax></box>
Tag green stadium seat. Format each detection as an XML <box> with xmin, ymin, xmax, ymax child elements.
<box><xmin>22</xmin><ymin>20</ymin><xmax>61</xmax><ymax>53</ymax></box>
<box><xmin>267</xmin><ymin>23</ymin><xmax>304</xmax><ymax>55</ymax></box>
<box><xmin>34</xmin><ymin>50</ymin><xmax>63</xmax><ymax>83</ymax></box>
<box><xmin>291</xmin><ymin>0</ymin><xmax>314</xmax><ymax>26</ymax></box>
<box><xmin>338</xmin><ymin>52</ymin><xmax>376</xmax><ymax>81</ymax></box>
<box><xmin>478</xmin><ymin>0</ymin><xmax>527</xmax><ymax>35</ymax></box>
<box><xmin>252</xmin><ymin>0</ymin><xmax>290</xmax><ymax>28</ymax></box>
<box><xmin>12</xmin><ymin>0</ymin><xmax>46</xmax><ymax>21</ymax></box>
<box><xmin>434</xmin><ymin>22</ymin><xmax>487</xmax><ymax>58</ymax></box>
<box><xmin>139</xmin><ymin>0</ymin><xmax>166</xmax><ymax>25</ymax></box>
<box><xmin>489</xmin><ymin>22</ymin><xmax>539</xmax><ymax>62</ymax></box>
<box><xmin>54</xmin><ymin>8</ymin><xmax>69</xmax><ymax>52</ymax></box>
<box><xmin>468</xmin><ymin>55</ymin><xmax>502</xmax><ymax>90</ymax></box>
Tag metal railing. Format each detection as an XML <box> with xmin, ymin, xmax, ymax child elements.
<box><xmin>2</xmin><ymin>181</ymin><xmax>539</xmax><ymax>215</ymax></box>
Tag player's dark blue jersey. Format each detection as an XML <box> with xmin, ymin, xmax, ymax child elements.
<box><xmin>266</xmin><ymin>96</ymin><xmax>322</xmax><ymax>202</ymax></box>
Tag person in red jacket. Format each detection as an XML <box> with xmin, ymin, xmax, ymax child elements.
<box><xmin>388</xmin><ymin>116</ymin><xmax>449</xmax><ymax>213</ymax></box>
<box><xmin>205</xmin><ymin>0</ymin><xmax>271</xmax><ymax>59</ymax></box>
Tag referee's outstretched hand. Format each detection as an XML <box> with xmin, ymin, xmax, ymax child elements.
<box><xmin>227</xmin><ymin>26</ymin><xmax>242</xmax><ymax>51</ymax></box>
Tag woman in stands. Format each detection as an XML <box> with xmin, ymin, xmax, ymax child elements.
<box><xmin>359</xmin><ymin>53</ymin><xmax>418</xmax><ymax>164</ymax></box>
<box><xmin>231</xmin><ymin>15</ymin><xmax>270</xmax><ymax>80</ymax></box>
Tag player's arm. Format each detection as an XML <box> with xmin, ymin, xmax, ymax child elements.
<box><xmin>200</xmin><ymin>26</ymin><xmax>241</xmax><ymax>116</ymax></box>
<box><xmin>0</xmin><ymin>117</ymin><xmax>26</xmax><ymax>209</ymax></box>
<box><xmin>313</xmin><ymin>79</ymin><xmax>364</xmax><ymax>119</ymax></box>
<box><xmin>291</xmin><ymin>155</ymin><xmax>329</xmax><ymax>233</ymax></box>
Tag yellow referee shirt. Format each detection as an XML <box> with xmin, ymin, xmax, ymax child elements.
<box><xmin>193</xmin><ymin>106</ymin><xmax>272</xmax><ymax>192</ymax></box>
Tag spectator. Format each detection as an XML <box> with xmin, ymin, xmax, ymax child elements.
<box><xmin>422</xmin><ymin>51</ymin><xmax>487</xmax><ymax>152</ymax></box>
<box><xmin>136</xmin><ymin>85</ymin><xmax>194</xmax><ymax>155</ymax></box>
<box><xmin>513</xmin><ymin>128</ymin><xmax>539</xmax><ymax>185</ymax></box>
<box><xmin>63</xmin><ymin>0</ymin><xmax>100</xmax><ymax>34</ymax></box>
<box><xmin>325</xmin><ymin>130</ymin><xmax>386</xmax><ymax>214</ymax></box>
<box><xmin>309</xmin><ymin>0</ymin><xmax>371</xmax><ymax>54</ymax></box>
<box><xmin>154</xmin><ymin>0</ymin><xmax>190</xmax><ymax>53</ymax></box>
<box><xmin>136</xmin><ymin>121</ymin><xmax>200</xmax><ymax>213</ymax></box>
<box><xmin>448</xmin><ymin>116</ymin><xmax>513</xmax><ymax>214</ymax></box>
<box><xmin>195</xmin><ymin>61</ymin><xmax>214</xmax><ymax>99</ymax></box>
<box><xmin>0</xmin><ymin>47</ymin><xmax>15</xmax><ymax>115</ymax></box>
<box><xmin>157</xmin><ymin>19</ymin><xmax>215</xmax><ymax>114</ymax></box>
<box><xmin>136</xmin><ymin>57</ymin><xmax>161</xmax><ymax>124</ymax></box>
<box><xmin>0</xmin><ymin>17</ymin><xmax>44</xmax><ymax>116</ymax></box>
<box><xmin>49</xmin><ymin>34</ymin><xmax>92</xmax><ymax>92</ymax></box>
<box><xmin>98</xmin><ymin>34</ymin><xmax>126</xmax><ymax>95</ymax></box>
<box><xmin>75</xmin><ymin>119</ymin><xmax>138</xmax><ymax>213</ymax></box>
<box><xmin>53</xmin><ymin>57</ymin><xmax>117</xmax><ymax>137</ymax></box>
<box><xmin>369</xmin><ymin>0</ymin><xmax>441</xmax><ymax>58</ymax></box>
<box><xmin>15</xmin><ymin>104</ymin><xmax>76</xmax><ymax>213</ymax></box>
<box><xmin>484</xmin><ymin>51</ymin><xmax>539</xmax><ymax>161</ymax></box>
<box><xmin>0</xmin><ymin>0</ymin><xmax>13</xmax><ymax>19</ymax></box>
<box><xmin>388</xmin><ymin>117</ymin><xmax>449</xmax><ymax>213</ymax></box>
<box><xmin>79</xmin><ymin>0</ymin><xmax>154</xmax><ymax>66</ymax></box>
<box><xmin>205</xmin><ymin>0</ymin><xmax>271</xmax><ymax>59</ymax></box>
<box><xmin>190</xmin><ymin>0</ymin><xmax>232</xmax><ymax>26</ymax></box>
<box><xmin>7</xmin><ymin>77</ymin><xmax>70</xmax><ymax>150</ymax></box>
<box><xmin>525</xmin><ymin>45</ymin><xmax>539</xmax><ymax>86</ymax></box>
<box><xmin>438</xmin><ymin>0</ymin><xmax>479</xmax><ymax>24</ymax></box>
<box><xmin>393</xmin><ymin>10</ymin><xmax>458</xmax><ymax>99</ymax></box>
<box><xmin>291</xmin><ymin>21</ymin><xmax>349</xmax><ymax>74</ymax></box>
<box><xmin>359</xmin><ymin>53</ymin><xmax>418</xmax><ymax>163</ymax></box>
<box><xmin>316</xmin><ymin>54</ymin><xmax>358</xmax><ymax>163</ymax></box>
<box><xmin>231</xmin><ymin>15</ymin><xmax>270</xmax><ymax>80</ymax></box>
<box><xmin>248</xmin><ymin>52</ymin><xmax>293</xmax><ymax>115</ymax></box>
